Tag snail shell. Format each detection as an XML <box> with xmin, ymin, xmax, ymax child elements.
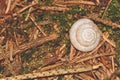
<box><xmin>69</xmin><ymin>18</ymin><xmax>101</xmax><ymax>52</ymax></box>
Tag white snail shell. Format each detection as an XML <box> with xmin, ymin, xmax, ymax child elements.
<box><xmin>69</xmin><ymin>18</ymin><xmax>101</xmax><ymax>52</ymax></box>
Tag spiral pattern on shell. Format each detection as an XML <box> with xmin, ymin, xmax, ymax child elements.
<box><xmin>69</xmin><ymin>18</ymin><xmax>101</xmax><ymax>52</ymax></box>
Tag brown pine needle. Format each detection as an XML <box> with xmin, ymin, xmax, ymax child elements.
<box><xmin>30</xmin><ymin>16</ymin><xmax>46</xmax><ymax>36</ymax></box>
<box><xmin>5</xmin><ymin>0</ymin><xmax>11</xmax><ymax>14</ymax></box>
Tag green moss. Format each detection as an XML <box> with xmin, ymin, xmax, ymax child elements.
<box><xmin>21</xmin><ymin>47</ymin><xmax>37</xmax><ymax>62</ymax></box>
<box><xmin>107</xmin><ymin>0</ymin><xmax>120</xmax><ymax>21</ymax></box>
<box><xmin>52</xmin><ymin>13</ymin><xmax>70</xmax><ymax>33</ymax></box>
<box><xmin>35</xmin><ymin>12</ymin><xmax>46</xmax><ymax>21</ymax></box>
<box><xmin>38</xmin><ymin>0</ymin><xmax>53</xmax><ymax>6</ymax></box>
<box><xmin>99</xmin><ymin>26</ymin><xmax>114</xmax><ymax>35</ymax></box>
<box><xmin>0</xmin><ymin>66</ymin><xmax>4</xmax><ymax>74</ymax></box>
<box><xmin>115</xmin><ymin>54</ymin><xmax>120</xmax><ymax>68</ymax></box>
<box><xmin>67</xmin><ymin>5</ymin><xmax>88</xmax><ymax>16</ymax></box>
<box><xmin>43</xmin><ymin>24</ymin><xmax>55</xmax><ymax>34</ymax></box>
<box><xmin>45</xmin><ymin>0</ymin><xmax>53</xmax><ymax>6</ymax></box>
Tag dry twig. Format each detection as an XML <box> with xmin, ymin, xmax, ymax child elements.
<box><xmin>54</xmin><ymin>0</ymin><xmax>98</xmax><ymax>6</ymax></box>
<box><xmin>1</xmin><ymin>64</ymin><xmax>102</xmax><ymax>80</ymax></box>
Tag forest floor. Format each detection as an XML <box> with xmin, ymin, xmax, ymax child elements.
<box><xmin>0</xmin><ymin>0</ymin><xmax>120</xmax><ymax>80</ymax></box>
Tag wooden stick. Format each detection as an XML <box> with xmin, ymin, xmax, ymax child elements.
<box><xmin>0</xmin><ymin>34</ymin><xmax>58</xmax><ymax>61</ymax></box>
<box><xmin>0</xmin><ymin>64</ymin><xmax>102</xmax><ymax>80</ymax></box>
